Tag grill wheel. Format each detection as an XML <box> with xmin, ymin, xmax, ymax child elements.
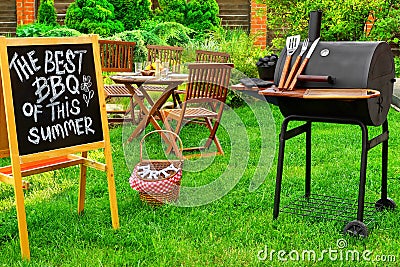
<box><xmin>375</xmin><ymin>197</ymin><xmax>397</xmax><ymax>211</ymax></box>
<box><xmin>343</xmin><ymin>220</ymin><xmax>368</xmax><ymax>238</ymax></box>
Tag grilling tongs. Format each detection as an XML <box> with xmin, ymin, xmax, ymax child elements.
<box><xmin>287</xmin><ymin>38</ymin><xmax>320</xmax><ymax>90</ymax></box>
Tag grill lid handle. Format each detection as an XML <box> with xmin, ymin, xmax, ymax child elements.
<box><xmin>297</xmin><ymin>75</ymin><xmax>335</xmax><ymax>84</ymax></box>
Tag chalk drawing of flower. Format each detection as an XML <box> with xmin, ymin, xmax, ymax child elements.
<box><xmin>81</xmin><ymin>75</ymin><xmax>94</xmax><ymax>107</ymax></box>
<box><xmin>83</xmin><ymin>90</ymin><xmax>94</xmax><ymax>107</ymax></box>
<box><xmin>81</xmin><ymin>75</ymin><xmax>92</xmax><ymax>92</ymax></box>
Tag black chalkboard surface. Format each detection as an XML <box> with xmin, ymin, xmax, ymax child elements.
<box><xmin>0</xmin><ymin>36</ymin><xmax>119</xmax><ymax>260</ymax></box>
<box><xmin>7</xmin><ymin>43</ymin><xmax>104</xmax><ymax>155</ymax></box>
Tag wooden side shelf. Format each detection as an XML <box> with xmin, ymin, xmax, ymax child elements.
<box><xmin>259</xmin><ymin>87</ymin><xmax>381</xmax><ymax>100</ymax></box>
<box><xmin>303</xmin><ymin>89</ymin><xmax>380</xmax><ymax>99</ymax></box>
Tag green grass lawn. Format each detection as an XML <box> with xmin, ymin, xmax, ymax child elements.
<box><xmin>0</xmin><ymin>97</ymin><xmax>399</xmax><ymax>266</ymax></box>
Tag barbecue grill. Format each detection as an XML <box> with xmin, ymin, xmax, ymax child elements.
<box><xmin>260</xmin><ymin>12</ymin><xmax>397</xmax><ymax>237</ymax></box>
<box><xmin>273</xmin><ymin>41</ymin><xmax>395</xmax><ymax>126</ymax></box>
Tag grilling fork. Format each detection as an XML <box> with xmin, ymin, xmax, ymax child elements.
<box><xmin>284</xmin><ymin>39</ymin><xmax>309</xmax><ymax>89</ymax></box>
<box><xmin>278</xmin><ymin>35</ymin><xmax>300</xmax><ymax>89</ymax></box>
<box><xmin>288</xmin><ymin>37</ymin><xmax>320</xmax><ymax>90</ymax></box>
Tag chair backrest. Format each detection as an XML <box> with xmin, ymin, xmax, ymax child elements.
<box><xmin>99</xmin><ymin>39</ymin><xmax>136</xmax><ymax>72</ymax></box>
<box><xmin>195</xmin><ymin>50</ymin><xmax>230</xmax><ymax>63</ymax></box>
<box><xmin>185</xmin><ymin>63</ymin><xmax>234</xmax><ymax>103</ymax></box>
<box><xmin>147</xmin><ymin>45</ymin><xmax>184</xmax><ymax>71</ymax></box>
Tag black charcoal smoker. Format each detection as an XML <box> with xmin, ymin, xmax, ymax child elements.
<box><xmin>270</xmin><ymin>11</ymin><xmax>396</xmax><ymax>237</ymax></box>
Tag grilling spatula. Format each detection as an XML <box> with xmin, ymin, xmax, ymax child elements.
<box><xmin>278</xmin><ymin>35</ymin><xmax>300</xmax><ymax>89</ymax></box>
<box><xmin>283</xmin><ymin>38</ymin><xmax>309</xmax><ymax>89</ymax></box>
<box><xmin>288</xmin><ymin>37</ymin><xmax>320</xmax><ymax>90</ymax></box>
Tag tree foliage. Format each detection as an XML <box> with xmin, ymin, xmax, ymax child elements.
<box><xmin>65</xmin><ymin>0</ymin><xmax>124</xmax><ymax>37</ymax></box>
<box><xmin>186</xmin><ymin>0</ymin><xmax>221</xmax><ymax>35</ymax></box>
<box><xmin>108</xmin><ymin>0</ymin><xmax>152</xmax><ymax>31</ymax></box>
<box><xmin>154</xmin><ymin>0</ymin><xmax>221</xmax><ymax>37</ymax></box>
<box><xmin>37</xmin><ymin>0</ymin><xmax>58</xmax><ymax>26</ymax></box>
<box><xmin>155</xmin><ymin>0</ymin><xmax>187</xmax><ymax>25</ymax></box>
<box><xmin>259</xmin><ymin>0</ymin><xmax>383</xmax><ymax>48</ymax></box>
<box><xmin>368</xmin><ymin>0</ymin><xmax>400</xmax><ymax>44</ymax></box>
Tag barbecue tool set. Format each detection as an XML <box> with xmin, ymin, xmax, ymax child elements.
<box><xmin>277</xmin><ymin>36</ymin><xmax>321</xmax><ymax>90</ymax></box>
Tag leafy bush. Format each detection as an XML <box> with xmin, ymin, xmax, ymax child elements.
<box><xmin>42</xmin><ymin>27</ymin><xmax>82</xmax><ymax>37</ymax></box>
<box><xmin>261</xmin><ymin>0</ymin><xmax>382</xmax><ymax>49</ymax></box>
<box><xmin>110</xmin><ymin>22</ymin><xmax>193</xmax><ymax>61</ymax></box>
<box><xmin>204</xmin><ymin>28</ymin><xmax>267</xmax><ymax>78</ymax></box>
<box><xmin>16</xmin><ymin>23</ymin><xmax>55</xmax><ymax>37</ymax></box>
<box><xmin>112</xmin><ymin>31</ymin><xmax>148</xmax><ymax>61</ymax></box>
<box><xmin>16</xmin><ymin>23</ymin><xmax>81</xmax><ymax>37</ymax></box>
<box><xmin>185</xmin><ymin>28</ymin><xmax>269</xmax><ymax>107</ymax></box>
<box><xmin>150</xmin><ymin>22</ymin><xmax>194</xmax><ymax>46</ymax></box>
<box><xmin>37</xmin><ymin>0</ymin><xmax>58</xmax><ymax>26</ymax></box>
<box><xmin>139</xmin><ymin>30</ymin><xmax>165</xmax><ymax>46</ymax></box>
<box><xmin>186</xmin><ymin>0</ymin><xmax>221</xmax><ymax>35</ymax></box>
<box><xmin>108</xmin><ymin>0</ymin><xmax>152</xmax><ymax>31</ymax></box>
<box><xmin>153</xmin><ymin>0</ymin><xmax>220</xmax><ymax>38</ymax></box>
<box><xmin>65</xmin><ymin>0</ymin><xmax>124</xmax><ymax>37</ymax></box>
<box><xmin>367</xmin><ymin>1</ymin><xmax>400</xmax><ymax>44</ymax></box>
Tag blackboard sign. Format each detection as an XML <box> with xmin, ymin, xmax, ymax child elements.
<box><xmin>7</xmin><ymin>43</ymin><xmax>104</xmax><ymax>155</ymax></box>
<box><xmin>0</xmin><ymin>36</ymin><xmax>119</xmax><ymax>260</ymax></box>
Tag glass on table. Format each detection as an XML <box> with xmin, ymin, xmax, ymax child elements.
<box><xmin>134</xmin><ymin>62</ymin><xmax>143</xmax><ymax>73</ymax></box>
<box><xmin>161</xmin><ymin>61</ymin><xmax>170</xmax><ymax>79</ymax></box>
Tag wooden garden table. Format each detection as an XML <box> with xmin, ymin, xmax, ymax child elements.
<box><xmin>110</xmin><ymin>75</ymin><xmax>187</xmax><ymax>141</ymax></box>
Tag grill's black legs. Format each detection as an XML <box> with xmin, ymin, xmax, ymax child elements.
<box><xmin>381</xmin><ymin>120</ymin><xmax>389</xmax><ymax>200</ymax></box>
<box><xmin>357</xmin><ymin>122</ymin><xmax>368</xmax><ymax>222</ymax></box>
<box><xmin>273</xmin><ymin>116</ymin><xmax>393</xmax><ymax>232</ymax></box>
<box><xmin>375</xmin><ymin>120</ymin><xmax>396</xmax><ymax>211</ymax></box>
<box><xmin>273</xmin><ymin>119</ymin><xmax>290</xmax><ymax>219</ymax></box>
<box><xmin>305</xmin><ymin>122</ymin><xmax>312</xmax><ymax>198</ymax></box>
<box><xmin>274</xmin><ymin>118</ymin><xmax>312</xmax><ymax>219</ymax></box>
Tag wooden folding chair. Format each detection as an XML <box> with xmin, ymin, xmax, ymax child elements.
<box><xmin>195</xmin><ymin>50</ymin><xmax>231</xmax><ymax>63</ymax></box>
<box><xmin>172</xmin><ymin>49</ymin><xmax>232</xmax><ymax>107</ymax></box>
<box><xmin>142</xmin><ymin>45</ymin><xmax>184</xmax><ymax>108</ymax></box>
<box><xmin>147</xmin><ymin>45</ymin><xmax>184</xmax><ymax>73</ymax></box>
<box><xmin>162</xmin><ymin>63</ymin><xmax>234</xmax><ymax>158</ymax></box>
<box><xmin>99</xmin><ymin>39</ymin><xmax>142</xmax><ymax>123</ymax></box>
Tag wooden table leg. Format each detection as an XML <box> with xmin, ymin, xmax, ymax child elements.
<box><xmin>125</xmin><ymin>82</ymin><xmax>181</xmax><ymax>143</ymax></box>
<box><xmin>125</xmin><ymin>84</ymin><xmax>151</xmax><ymax>139</ymax></box>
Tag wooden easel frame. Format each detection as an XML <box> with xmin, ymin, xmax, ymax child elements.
<box><xmin>0</xmin><ymin>35</ymin><xmax>119</xmax><ymax>260</ymax></box>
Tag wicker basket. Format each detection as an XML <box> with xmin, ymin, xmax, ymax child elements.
<box><xmin>129</xmin><ymin>130</ymin><xmax>183</xmax><ymax>206</ymax></box>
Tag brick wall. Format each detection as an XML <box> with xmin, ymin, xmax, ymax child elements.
<box><xmin>16</xmin><ymin>0</ymin><xmax>36</xmax><ymax>25</ymax></box>
<box><xmin>364</xmin><ymin>13</ymin><xmax>375</xmax><ymax>36</ymax></box>
<box><xmin>250</xmin><ymin>0</ymin><xmax>267</xmax><ymax>48</ymax></box>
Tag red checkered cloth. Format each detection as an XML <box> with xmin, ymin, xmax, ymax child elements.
<box><xmin>129</xmin><ymin>164</ymin><xmax>182</xmax><ymax>194</ymax></box>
